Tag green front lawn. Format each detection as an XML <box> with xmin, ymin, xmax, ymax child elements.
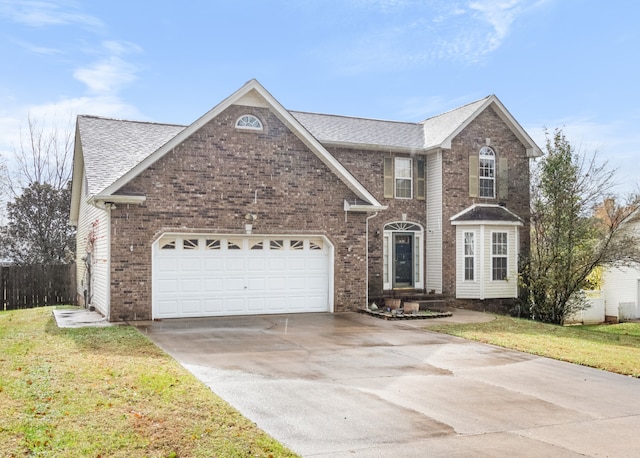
<box><xmin>0</xmin><ymin>307</ymin><xmax>297</xmax><ymax>457</ymax></box>
<box><xmin>428</xmin><ymin>315</ymin><xmax>640</xmax><ymax>377</ymax></box>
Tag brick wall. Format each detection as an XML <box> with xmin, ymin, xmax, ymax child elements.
<box><xmin>332</xmin><ymin>105</ymin><xmax>532</xmax><ymax>302</ymax></box>
<box><xmin>109</xmin><ymin>105</ymin><xmax>368</xmax><ymax>321</ymax></box>
<box><xmin>329</xmin><ymin>147</ymin><xmax>427</xmax><ymax>299</ymax></box>
<box><xmin>104</xmin><ymin>103</ymin><xmax>532</xmax><ymax>320</ymax></box>
<box><xmin>442</xmin><ymin>106</ymin><xmax>532</xmax><ymax>298</ymax></box>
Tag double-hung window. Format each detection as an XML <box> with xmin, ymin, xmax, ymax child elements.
<box><xmin>479</xmin><ymin>146</ymin><xmax>495</xmax><ymax>198</ymax></box>
<box><xmin>394</xmin><ymin>157</ymin><xmax>412</xmax><ymax>199</ymax></box>
<box><xmin>464</xmin><ymin>232</ymin><xmax>475</xmax><ymax>281</ymax></box>
<box><xmin>492</xmin><ymin>232</ymin><xmax>508</xmax><ymax>280</ymax></box>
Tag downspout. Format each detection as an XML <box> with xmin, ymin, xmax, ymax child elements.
<box><xmin>365</xmin><ymin>212</ymin><xmax>380</xmax><ymax>310</ymax></box>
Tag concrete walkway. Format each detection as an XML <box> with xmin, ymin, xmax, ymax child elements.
<box><xmin>137</xmin><ymin>311</ymin><xmax>640</xmax><ymax>457</ymax></box>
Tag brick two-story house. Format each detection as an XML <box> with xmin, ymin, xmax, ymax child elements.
<box><xmin>70</xmin><ymin>79</ymin><xmax>541</xmax><ymax>321</ymax></box>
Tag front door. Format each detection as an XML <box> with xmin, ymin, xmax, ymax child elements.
<box><xmin>393</xmin><ymin>233</ymin><xmax>413</xmax><ymax>288</ymax></box>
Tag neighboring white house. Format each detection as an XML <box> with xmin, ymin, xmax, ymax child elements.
<box><xmin>601</xmin><ymin>218</ymin><xmax>640</xmax><ymax>322</ymax></box>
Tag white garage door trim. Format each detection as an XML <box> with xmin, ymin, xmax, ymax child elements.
<box><xmin>152</xmin><ymin>233</ymin><xmax>334</xmax><ymax>319</ymax></box>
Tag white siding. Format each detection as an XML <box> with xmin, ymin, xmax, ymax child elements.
<box><xmin>601</xmin><ymin>219</ymin><xmax>640</xmax><ymax>320</ymax></box>
<box><xmin>75</xmin><ymin>173</ymin><xmax>109</xmax><ymax>317</ymax></box>
<box><xmin>482</xmin><ymin>227</ymin><xmax>518</xmax><ymax>298</ymax></box>
<box><xmin>455</xmin><ymin>224</ymin><xmax>518</xmax><ymax>299</ymax></box>
<box><xmin>426</xmin><ymin>151</ymin><xmax>442</xmax><ymax>293</ymax></box>
<box><xmin>455</xmin><ymin>227</ymin><xmax>480</xmax><ymax>298</ymax></box>
<box><xmin>602</xmin><ymin>265</ymin><xmax>640</xmax><ymax>319</ymax></box>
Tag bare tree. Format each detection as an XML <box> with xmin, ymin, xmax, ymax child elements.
<box><xmin>9</xmin><ymin>113</ymin><xmax>74</xmax><ymax>193</ymax></box>
<box><xmin>521</xmin><ymin>128</ymin><xmax>640</xmax><ymax>324</ymax></box>
<box><xmin>0</xmin><ymin>113</ymin><xmax>76</xmax><ymax>264</ymax></box>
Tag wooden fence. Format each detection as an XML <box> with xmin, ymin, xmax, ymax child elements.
<box><xmin>1</xmin><ymin>264</ymin><xmax>76</xmax><ymax>311</ymax></box>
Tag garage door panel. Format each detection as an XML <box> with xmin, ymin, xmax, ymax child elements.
<box><xmin>181</xmin><ymin>278</ymin><xmax>201</xmax><ymax>293</ymax></box>
<box><xmin>289</xmin><ymin>278</ymin><xmax>306</xmax><ymax>290</ymax></box>
<box><xmin>248</xmin><ymin>297</ymin><xmax>265</xmax><ymax>311</ymax></box>
<box><xmin>227</xmin><ymin>278</ymin><xmax>246</xmax><ymax>291</ymax></box>
<box><xmin>182</xmin><ymin>299</ymin><xmax>201</xmax><ymax>314</ymax></box>
<box><xmin>289</xmin><ymin>257</ymin><xmax>305</xmax><ymax>270</ymax></box>
<box><xmin>156</xmin><ymin>299</ymin><xmax>178</xmax><ymax>316</ymax></box>
<box><xmin>157</xmin><ymin>279</ymin><xmax>178</xmax><ymax>293</ymax></box>
<box><xmin>268</xmin><ymin>258</ymin><xmax>286</xmax><ymax>271</ymax></box>
<box><xmin>181</xmin><ymin>258</ymin><xmax>201</xmax><ymax>271</ymax></box>
<box><xmin>226</xmin><ymin>258</ymin><xmax>244</xmax><ymax>271</ymax></box>
<box><xmin>248</xmin><ymin>258</ymin><xmax>266</xmax><ymax>271</ymax></box>
<box><xmin>154</xmin><ymin>235</ymin><xmax>330</xmax><ymax>318</ymax></box>
<box><xmin>204</xmin><ymin>278</ymin><xmax>223</xmax><ymax>291</ymax></box>
<box><xmin>268</xmin><ymin>277</ymin><xmax>287</xmax><ymax>291</ymax></box>
<box><xmin>204</xmin><ymin>258</ymin><xmax>224</xmax><ymax>272</ymax></box>
<box><xmin>204</xmin><ymin>298</ymin><xmax>223</xmax><ymax>313</ymax></box>
<box><xmin>248</xmin><ymin>278</ymin><xmax>265</xmax><ymax>290</ymax></box>
<box><xmin>267</xmin><ymin>297</ymin><xmax>287</xmax><ymax>311</ymax></box>
<box><xmin>226</xmin><ymin>298</ymin><xmax>245</xmax><ymax>312</ymax></box>
<box><xmin>157</xmin><ymin>258</ymin><xmax>178</xmax><ymax>272</ymax></box>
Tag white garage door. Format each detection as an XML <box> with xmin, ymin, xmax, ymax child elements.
<box><xmin>152</xmin><ymin>235</ymin><xmax>332</xmax><ymax>318</ymax></box>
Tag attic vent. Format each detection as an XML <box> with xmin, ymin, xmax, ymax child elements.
<box><xmin>236</xmin><ymin>114</ymin><xmax>263</xmax><ymax>130</ymax></box>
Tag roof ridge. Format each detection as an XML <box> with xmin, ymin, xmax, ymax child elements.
<box><xmin>420</xmin><ymin>95</ymin><xmax>493</xmax><ymax>123</ymax></box>
<box><xmin>78</xmin><ymin>114</ymin><xmax>187</xmax><ymax>128</ymax></box>
<box><xmin>291</xmin><ymin>110</ymin><xmax>420</xmax><ymax>126</ymax></box>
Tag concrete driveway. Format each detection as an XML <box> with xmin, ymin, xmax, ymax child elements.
<box><xmin>138</xmin><ymin>311</ymin><xmax>640</xmax><ymax>457</ymax></box>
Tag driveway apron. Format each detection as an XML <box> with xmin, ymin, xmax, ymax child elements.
<box><xmin>137</xmin><ymin>312</ymin><xmax>640</xmax><ymax>457</ymax></box>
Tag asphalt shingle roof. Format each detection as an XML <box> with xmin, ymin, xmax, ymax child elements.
<box><xmin>78</xmin><ymin>116</ymin><xmax>185</xmax><ymax>196</ymax></box>
<box><xmin>451</xmin><ymin>205</ymin><xmax>523</xmax><ymax>223</ymax></box>
<box><xmin>421</xmin><ymin>97</ymin><xmax>489</xmax><ymax>148</ymax></box>
<box><xmin>291</xmin><ymin>111</ymin><xmax>424</xmax><ymax>150</ymax></box>
<box><xmin>77</xmin><ymin>96</ymin><xmax>492</xmax><ymax>196</ymax></box>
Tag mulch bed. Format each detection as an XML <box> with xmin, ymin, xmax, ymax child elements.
<box><xmin>358</xmin><ymin>308</ymin><xmax>452</xmax><ymax>321</ymax></box>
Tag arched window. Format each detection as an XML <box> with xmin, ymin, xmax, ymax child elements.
<box><xmin>235</xmin><ymin>114</ymin><xmax>263</xmax><ymax>130</ymax></box>
<box><xmin>479</xmin><ymin>146</ymin><xmax>495</xmax><ymax>198</ymax></box>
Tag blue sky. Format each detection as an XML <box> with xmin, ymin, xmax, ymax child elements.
<box><xmin>1</xmin><ymin>0</ymin><xmax>639</xmax><ymax>193</ymax></box>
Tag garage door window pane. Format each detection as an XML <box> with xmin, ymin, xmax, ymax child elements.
<box><xmin>183</xmin><ymin>239</ymin><xmax>199</xmax><ymax>250</ymax></box>
<box><xmin>160</xmin><ymin>238</ymin><xmax>176</xmax><ymax>250</ymax></box>
<box><xmin>310</xmin><ymin>240</ymin><xmax>323</xmax><ymax>250</ymax></box>
<box><xmin>227</xmin><ymin>240</ymin><xmax>242</xmax><ymax>250</ymax></box>
<box><xmin>250</xmin><ymin>240</ymin><xmax>264</xmax><ymax>250</ymax></box>
<box><xmin>270</xmin><ymin>240</ymin><xmax>284</xmax><ymax>250</ymax></box>
<box><xmin>290</xmin><ymin>240</ymin><xmax>304</xmax><ymax>250</ymax></box>
<box><xmin>206</xmin><ymin>239</ymin><xmax>221</xmax><ymax>250</ymax></box>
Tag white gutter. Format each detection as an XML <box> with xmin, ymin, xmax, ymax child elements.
<box><xmin>88</xmin><ymin>194</ymin><xmax>147</xmax><ymax>208</ymax></box>
<box><xmin>365</xmin><ymin>212</ymin><xmax>380</xmax><ymax>310</ymax></box>
<box><xmin>344</xmin><ymin>200</ymin><xmax>388</xmax><ymax>213</ymax></box>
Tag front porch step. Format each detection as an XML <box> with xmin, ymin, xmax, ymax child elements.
<box><xmin>372</xmin><ymin>292</ymin><xmax>453</xmax><ymax>313</ymax></box>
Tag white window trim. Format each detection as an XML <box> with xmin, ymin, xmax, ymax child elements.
<box><xmin>382</xmin><ymin>221</ymin><xmax>423</xmax><ymax>290</ymax></box>
<box><xmin>463</xmin><ymin>231</ymin><xmax>476</xmax><ymax>282</ymax></box>
<box><xmin>394</xmin><ymin>157</ymin><xmax>413</xmax><ymax>199</ymax></box>
<box><xmin>491</xmin><ymin>231</ymin><xmax>508</xmax><ymax>281</ymax></box>
<box><xmin>235</xmin><ymin>114</ymin><xmax>263</xmax><ymax>131</ymax></box>
<box><xmin>479</xmin><ymin>146</ymin><xmax>495</xmax><ymax>199</ymax></box>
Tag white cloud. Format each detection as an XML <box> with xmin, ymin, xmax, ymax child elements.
<box><xmin>74</xmin><ymin>56</ymin><xmax>138</xmax><ymax>95</ymax></box>
<box><xmin>0</xmin><ymin>0</ymin><xmax>104</xmax><ymax>29</ymax></box>
<box><xmin>73</xmin><ymin>40</ymin><xmax>142</xmax><ymax>95</ymax></box>
<box><xmin>13</xmin><ymin>38</ymin><xmax>63</xmax><ymax>55</ymax></box>
<box><xmin>468</xmin><ymin>0</ymin><xmax>523</xmax><ymax>51</ymax></box>
<box><xmin>325</xmin><ymin>0</ymin><xmax>545</xmax><ymax>74</ymax></box>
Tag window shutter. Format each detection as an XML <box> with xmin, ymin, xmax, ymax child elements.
<box><xmin>498</xmin><ymin>157</ymin><xmax>508</xmax><ymax>200</ymax></box>
<box><xmin>416</xmin><ymin>158</ymin><xmax>426</xmax><ymax>200</ymax></box>
<box><xmin>469</xmin><ymin>155</ymin><xmax>479</xmax><ymax>198</ymax></box>
<box><xmin>383</xmin><ymin>157</ymin><xmax>394</xmax><ymax>198</ymax></box>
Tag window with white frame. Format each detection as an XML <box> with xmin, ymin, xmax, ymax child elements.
<box><xmin>479</xmin><ymin>146</ymin><xmax>495</xmax><ymax>198</ymax></box>
<box><xmin>492</xmin><ymin>232</ymin><xmax>508</xmax><ymax>280</ymax></box>
<box><xmin>464</xmin><ymin>232</ymin><xmax>475</xmax><ymax>281</ymax></box>
<box><xmin>235</xmin><ymin>114</ymin><xmax>263</xmax><ymax>130</ymax></box>
<box><xmin>394</xmin><ymin>157</ymin><xmax>412</xmax><ymax>198</ymax></box>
